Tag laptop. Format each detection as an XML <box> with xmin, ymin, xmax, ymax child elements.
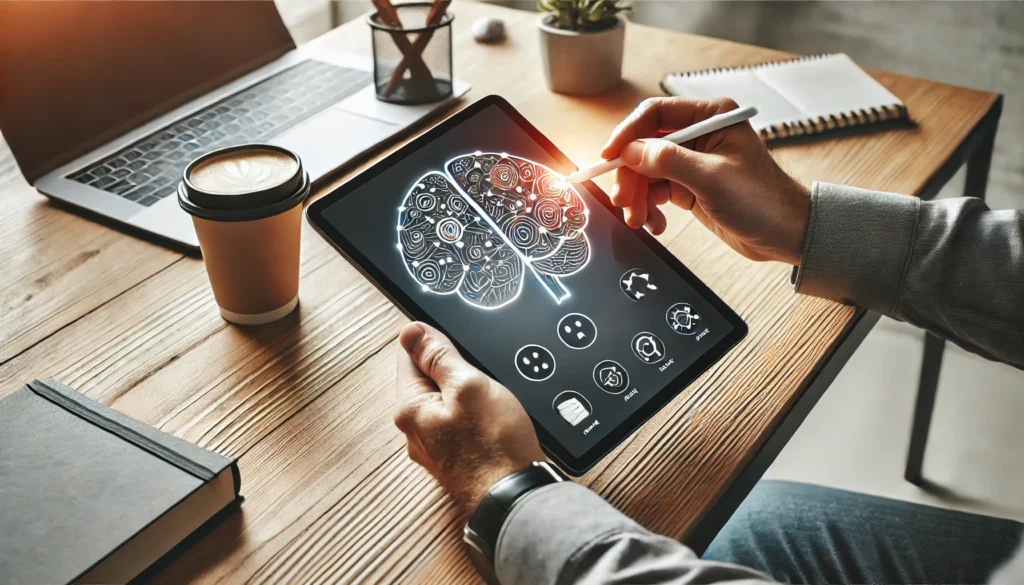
<box><xmin>0</xmin><ymin>1</ymin><xmax>469</xmax><ymax>250</ymax></box>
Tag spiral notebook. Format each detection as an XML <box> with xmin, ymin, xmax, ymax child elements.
<box><xmin>661</xmin><ymin>53</ymin><xmax>909</xmax><ymax>141</ymax></box>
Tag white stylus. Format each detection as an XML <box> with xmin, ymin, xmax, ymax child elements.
<box><xmin>566</xmin><ymin>105</ymin><xmax>759</xmax><ymax>183</ymax></box>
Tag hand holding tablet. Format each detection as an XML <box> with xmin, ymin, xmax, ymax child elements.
<box><xmin>307</xmin><ymin>96</ymin><xmax>746</xmax><ymax>474</ymax></box>
<box><xmin>394</xmin><ymin>321</ymin><xmax>545</xmax><ymax>512</ymax></box>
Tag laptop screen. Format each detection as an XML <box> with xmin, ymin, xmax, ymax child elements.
<box><xmin>0</xmin><ymin>1</ymin><xmax>295</xmax><ymax>184</ymax></box>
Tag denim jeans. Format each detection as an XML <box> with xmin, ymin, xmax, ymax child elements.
<box><xmin>702</xmin><ymin>480</ymin><xmax>1023</xmax><ymax>584</ymax></box>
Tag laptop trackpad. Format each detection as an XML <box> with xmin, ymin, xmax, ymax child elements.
<box><xmin>271</xmin><ymin>109</ymin><xmax>398</xmax><ymax>181</ymax></box>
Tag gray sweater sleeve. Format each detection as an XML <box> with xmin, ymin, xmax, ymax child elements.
<box><xmin>495</xmin><ymin>482</ymin><xmax>773</xmax><ymax>585</ymax></box>
<box><xmin>796</xmin><ymin>182</ymin><xmax>1024</xmax><ymax>369</ymax></box>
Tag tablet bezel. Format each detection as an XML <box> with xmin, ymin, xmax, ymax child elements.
<box><xmin>306</xmin><ymin>95</ymin><xmax>748</xmax><ymax>475</ymax></box>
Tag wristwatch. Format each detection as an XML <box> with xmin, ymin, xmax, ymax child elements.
<box><xmin>463</xmin><ymin>461</ymin><xmax>565</xmax><ymax>584</ymax></box>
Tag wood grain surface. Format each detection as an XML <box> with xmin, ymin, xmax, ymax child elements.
<box><xmin>0</xmin><ymin>2</ymin><xmax>999</xmax><ymax>583</ymax></box>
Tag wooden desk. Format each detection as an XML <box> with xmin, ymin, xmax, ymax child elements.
<box><xmin>0</xmin><ymin>2</ymin><xmax>1001</xmax><ymax>582</ymax></box>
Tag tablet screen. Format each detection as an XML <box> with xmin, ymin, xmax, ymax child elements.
<box><xmin>315</xmin><ymin>102</ymin><xmax>741</xmax><ymax>467</ymax></box>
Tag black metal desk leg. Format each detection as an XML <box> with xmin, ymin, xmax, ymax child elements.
<box><xmin>964</xmin><ymin>127</ymin><xmax>996</xmax><ymax>203</ymax></box>
<box><xmin>904</xmin><ymin>127</ymin><xmax>996</xmax><ymax>486</ymax></box>
<box><xmin>906</xmin><ymin>332</ymin><xmax>946</xmax><ymax>484</ymax></box>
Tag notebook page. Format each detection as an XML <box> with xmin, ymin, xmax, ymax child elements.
<box><xmin>662</xmin><ymin>70</ymin><xmax>805</xmax><ymax>132</ymax></box>
<box><xmin>755</xmin><ymin>54</ymin><xmax>903</xmax><ymax>120</ymax></box>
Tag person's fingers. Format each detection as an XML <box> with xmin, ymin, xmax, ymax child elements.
<box><xmin>397</xmin><ymin>322</ymin><xmax>438</xmax><ymax>389</ymax></box>
<box><xmin>395</xmin><ymin>325</ymin><xmax>446</xmax><ymax>435</ymax></box>
<box><xmin>624</xmin><ymin>175</ymin><xmax>649</xmax><ymax>229</ymax></box>
<box><xmin>400</xmin><ymin>321</ymin><xmax>473</xmax><ymax>389</ymax></box>
<box><xmin>601</xmin><ymin>97</ymin><xmax>743</xmax><ymax>160</ymax></box>
<box><xmin>395</xmin><ymin>323</ymin><xmax>458</xmax><ymax>435</ymax></box>
<box><xmin>669</xmin><ymin>181</ymin><xmax>697</xmax><ymax>211</ymax></box>
<box><xmin>393</xmin><ymin>385</ymin><xmax>442</xmax><ymax>436</ymax></box>
<box><xmin>619</xmin><ymin>139</ymin><xmax>720</xmax><ymax>195</ymax></box>
<box><xmin>405</xmin><ymin>436</ymin><xmax>431</xmax><ymax>469</ymax></box>
<box><xmin>601</xmin><ymin>97</ymin><xmax>707</xmax><ymax>159</ymax></box>
<box><xmin>609</xmin><ymin>166</ymin><xmax>637</xmax><ymax>208</ymax></box>
<box><xmin>645</xmin><ymin>198</ymin><xmax>667</xmax><ymax>235</ymax></box>
<box><xmin>400</xmin><ymin>321</ymin><xmax>489</xmax><ymax>408</ymax></box>
<box><xmin>648</xmin><ymin>181</ymin><xmax>671</xmax><ymax>206</ymax></box>
<box><xmin>395</xmin><ymin>323</ymin><xmax>440</xmax><ymax>407</ymax></box>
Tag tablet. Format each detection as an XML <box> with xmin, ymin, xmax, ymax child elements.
<box><xmin>307</xmin><ymin>96</ymin><xmax>747</xmax><ymax>475</ymax></box>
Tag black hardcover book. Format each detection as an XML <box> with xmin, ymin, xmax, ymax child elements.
<box><xmin>0</xmin><ymin>380</ymin><xmax>241</xmax><ymax>584</ymax></box>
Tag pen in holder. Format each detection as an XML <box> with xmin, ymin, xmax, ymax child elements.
<box><xmin>368</xmin><ymin>2</ymin><xmax>454</xmax><ymax>104</ymax></box>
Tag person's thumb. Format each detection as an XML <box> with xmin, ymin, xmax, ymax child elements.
<box><xmin>619</xmin><ymin>139</ymin><xmax>718</xmax><ymax>194</ymax></box>
<box><xmin>400</xmin><ymin>322</ymin><xmax>472</xmax><ymax>390</ymax></box>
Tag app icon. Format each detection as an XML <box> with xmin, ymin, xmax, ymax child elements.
<box><xmin>666</xmin><ymin>302</ymin><xmax>702</xmax><ymax>335</ymax></box>
<box><xmin>592</xmin><ymin>360</ymin><xmax>630</xmax><ymax>394</ymax></box>
<box><xmin>515</xmin><ymin>344</ymin><xmax>556</xmax><ymax>381</ymax></box>
<box><xmin>631</xmin><ymin>332</ymin><xmax>665</xmax><ymax>364</ymax></box>
<box><xmin>620</xmin><ymin>268</ymin><xmax>658</xmax><ymax>301</ymax></box>
<box><xmin>557</xmin><ymin>313</ymin><xmax>597</xmax><ymax>349</ymax></box>
<box><xmin>552</xmin><ymin>391</ymin><xmax>592</xmax><ymax>427</ymax></box>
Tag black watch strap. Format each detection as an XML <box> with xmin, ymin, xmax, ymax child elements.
<box><xmin>463</xmin><ymin>462</ymin><xmax>564</xmax><ymax>578</ymax></box>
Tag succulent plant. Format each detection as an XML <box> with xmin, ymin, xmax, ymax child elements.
<box><xmin>537</xmin><ymin>0</ymin><xmax>630</xmax><ymax>32</ymax></box>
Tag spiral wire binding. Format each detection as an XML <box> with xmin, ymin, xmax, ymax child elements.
<box><xmin>660</xmin><ymin>54</ymin><xmax>909</xmax><ymax>142</ymax></box>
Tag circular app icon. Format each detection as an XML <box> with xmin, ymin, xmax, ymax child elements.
<box><xmin>592</xmin><ymin>360</ymin><xmax>630</xmax><ymax>394</ymax></box>
<box><xmin>552</xmin><ymin>391</ymin><xmax>593</xmax><ymax>427</ymax></box>
<box><xmin>557</xmin><ymin>313</ymin><xmax>597</xmax><ymax>350</ymax></box>
<box><xmin>620</xmin><ymin>268</ymin><xmax>658</xmax><ymax>302</ymax></box>
<box><xmin>631</xmin><ymin>332</ymin><xmax>665</xmax><ymax>364</ymax></box>
<box><xmin>666</xmin><ymin>302</ymin><xmax>702</xmax><ymax>335</ymax></box>
<box><xmin>515</xmin><ymin>344</ymin><xmax>556</xmax><ymax>381</ymax></box>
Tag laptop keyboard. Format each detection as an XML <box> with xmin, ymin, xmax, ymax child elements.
<box><xmin>68</xmin><ymin>60</ymin><xmax>370</xmax><ymax>206</ymax></box>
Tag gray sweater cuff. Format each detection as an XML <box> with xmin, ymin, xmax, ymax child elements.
<box><xmin>795</xmin><ymin>182</ymin><xmax>921</xmax><ymax>313</ymax></box>
<box><xmin>495</xmin><ymin>482</ymin><xmax>647</xmax><ymax>584</ymax></box>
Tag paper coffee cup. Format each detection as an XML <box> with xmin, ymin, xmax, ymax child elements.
<box><xmin>178</xmin><ymin>144</ymin><xmax>309</xmax><ymax>325</ymax></box>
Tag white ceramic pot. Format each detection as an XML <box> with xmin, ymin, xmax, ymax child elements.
<box><xmin>537</xmin><ymin>15</ymin><xmax>625</xmax><ymax>95</ymax></box>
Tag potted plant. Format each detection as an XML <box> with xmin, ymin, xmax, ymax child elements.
<box><xmin>536</xmin><ymin>0</ymin><xmax>630</xmax><ymax>95</ymax></box>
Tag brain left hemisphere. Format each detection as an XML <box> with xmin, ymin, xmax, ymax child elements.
<box><xmin>399</xmin><ymin>173</ymin><xmax>467</xmax><ymax>293</ymax></box>
<box><xmin>398</xmin><ymin>170</ymin><xmax>525</xmax><ymax>308</ymax></box>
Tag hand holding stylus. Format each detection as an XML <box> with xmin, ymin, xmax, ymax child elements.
<box><xmin>568</xmin><ymin>105</ymin><xmax>758</xmax><ymax>183</ymax></box>
<box><xmin>599</xmin><ymin>97</ymin><xmax>812</xmax><ymax>265</ymax></box>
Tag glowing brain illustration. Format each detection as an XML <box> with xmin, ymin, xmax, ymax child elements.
<box><xmin>396</xmin><ymin>153</ymin><xmax>590</xmax><ymax>309</ymax></box>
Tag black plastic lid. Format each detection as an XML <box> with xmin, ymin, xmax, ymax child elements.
<box><xmin>178</xmin><ymin>144</ymin><xmax>309</xmax><ymax>222</ymax></box>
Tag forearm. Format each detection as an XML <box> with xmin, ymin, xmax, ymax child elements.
<box><xmin>496</xmin><ymin>482</ymin><xmax>772</xmax><ymax>585</ymax></box>
<box><xmin>795</xmin><ymin>183</ymin><xmax>1024</xmax><ymax>369</ymax></box>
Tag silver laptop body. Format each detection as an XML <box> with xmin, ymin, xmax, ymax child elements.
<box><xmin>0</xmin><ymin>2</ymin><xmax>468</xmax><ymax>250</ymax></box>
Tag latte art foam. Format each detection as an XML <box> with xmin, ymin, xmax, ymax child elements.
<box><xmin>189</xmin><ymin>148</ymin><xmax>298</xmax><ymax>195</ymax></box>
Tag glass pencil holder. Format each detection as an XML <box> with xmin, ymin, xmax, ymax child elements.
<box><xmin>367</xmin><ymin>3</ymin><xmax>454</xmax><ymax>105</ymax></box>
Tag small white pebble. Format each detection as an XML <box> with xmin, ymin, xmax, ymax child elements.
<box><xmin>472</xmin><ymin>17</ymin><xmax>505</xmax><ymax>43</ymax></box>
